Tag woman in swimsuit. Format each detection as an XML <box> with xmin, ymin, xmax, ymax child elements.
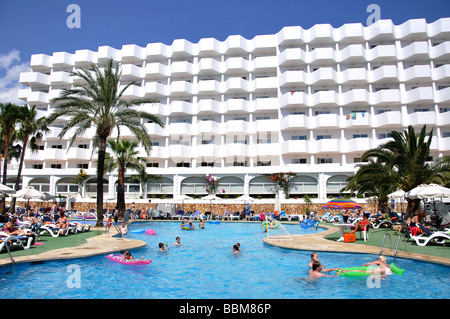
<box><xmin>340</xmin><ymin>256</ymin><xmax>393</xmax><ymax>276</ymax></box>
<box><xmin>351</xmin><ymin>213</ymin><xmax>370</xmax><ymax>234</ymax></box>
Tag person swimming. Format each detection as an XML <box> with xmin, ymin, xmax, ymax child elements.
<box><xmin>340</xmin><ymin>256</ymin><xmax>393</xmax><ymax>276</ymax></box>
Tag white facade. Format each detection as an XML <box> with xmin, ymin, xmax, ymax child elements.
<box><xmin>16</xmin><ymin>17</ymin><xmax>450</xmax><ymax>201</ymax></box>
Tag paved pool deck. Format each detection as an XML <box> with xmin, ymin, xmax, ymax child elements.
<box><xmin>1</xmin><ymin>221</ymin><xmax>449</xmax><ymax>267</ymax></box>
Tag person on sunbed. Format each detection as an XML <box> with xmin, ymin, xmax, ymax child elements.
<box><xmin>3</xmin><ymin>217</ymin><xmax>30</xmax><ymax>237</ymax></box>
<box><xmin>56</xmin><ymin>211</ymin><xmax>70</xmax><ymax>229</ymax></box>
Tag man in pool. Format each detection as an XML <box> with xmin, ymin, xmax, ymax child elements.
<box><xmin>174</xmin><ymin>236</ymin><xmax>182</xmax><ymax>246</ymax></box>
<box><xmin>309</xmin><ymin>261</ymin><xmax>340</xmax><ymax>278</ymax></box>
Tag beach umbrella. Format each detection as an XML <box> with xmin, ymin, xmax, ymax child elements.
<box><xmin>388</xmin><ymin>189</ymin><xmax>406</xmax><ymax>199</ymax></box>
<box><xmin>173</xmin><ymin>194</ymin><xmax>193</xmax><ymax>210</ymax></box>
<box><xmin>322</xmin><ymin>197</ymin><xmax>362</xmax><ymax>210</ymax></box>
<box><xmin>12</xmin><ymin>186</ymin><xmax>45</xmax><ymax>206</ymax></box>
<box><xmin>0</xmin><ymin>183</ymin><xmax>15</xmax><ymax>195</ymax></box>
<box><xmin>406</xmin><ymin>184</ymin><xmax>450</xmax><ymax>199</ymax></box>
<box><xmin>202</xmin><ymin>194</ymin><xmax>222</xmax><ymax>214</ymax></box>
<box><xmin>40</xmin><ymin>192</ymin><xmax>56</xmax><ymax>201</ymax></box>
<box><xmin>235</xmin><ymin>194</ymin><xmax>254</xmax><ymax>202</ymax></box>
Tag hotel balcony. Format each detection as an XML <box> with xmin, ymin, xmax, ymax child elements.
<box><xmin>367</xmin><ymin>44</ymin><xmax>397</xmax><ymax>63</ymax></box>
<box><xmin>429</xmin><ymin>41</ymin><xmax>450</xmax><ymax>60</ymax></box>
<box><xmin>280</xmin><ymin>140</ymin><xmax>308</xmax><ymax>154</ymax></box>
<box><xmin>26</xmin><ymin>91</ymin><xmax>49</xmax><ymax>105</ymax></box>
<box><xmin>254</xmin><ymin>119</ymin><xmax>279</xmax><ymax>132</ymax></box>
<box><xmin>308</xmin><ymin>47</ymin><xmax>335</xmax><ymax>64</ymax></box>
<box><xmin>144</xmin><ymin>122</ymin><xmax>166</xmax><ymax>136</ymax></box>
<box><xmin>370</xmin><ymin>89</ymin><xmax>400</xmax><ymax>106</ymax></box>
<box><xmin>169</xmin><ymin>101</ymin><xmax>195</xmax><ymax>115</ymax></box>
<box><xmin>30</xmin><ymin>54</ymin><xmax>52</xmax><ymax>72</ymax></box>
<box><xmin>149</xmin><ymin>146</ymin><xmax>169</xmax><ymax>159</ymax></box>
<box><xmin>120</xmin><ymin>84</ymin><xmax>145</xmax><ymax>99</ymax></box>
<box><xmin>311</xmin><ymin>90</ymin><xmax>337</xmax><ymax>106</ymax></box>
<box><xmin>408</xmin><ymin>111</ymin><xmax>436</xmax><ymax>126</ymax></box>
<box><xmin>52</xmin><ymin>52</ymin><xmax>74</xmax><ymax>68</ymax></box>
<box><xmin>197</xmin><ymin>58</ymin><xmax>222</xmax><ymax>75</ymax></box>
<box><xmin>279</xmin><ymin>70</ymin><xmax>307</xmax><ymax>88</ymax></box>
<box><xmin>170</xmin><ymin>80</ymin><xmax>194</xmax><ymax>96</ymax></box>
<box><xmin>224</xmin><ymin>98</ymin><xmax>250</xmax><ymax>114</ymax></box>
<box><xmin>224</xmin><ymin>57</ymin><xmax>250</xmax><ymax>74</ymax></box>
<box><xmin>66</xmin><ymin>148</ymin><xmax>92</xmax><ymax>161</ymax></box>
<box><xmin>435</xmin><ymin>87</ymin><xmax>450</xmax><ymax>103</ymax></box>
<box><xmin>74</xmin><ymin>49</ymin><xmax>97</xmax><ymax>68</ymax></box>
<box><xmin>225</xmin><ymin>120</ymin><xmax>253</xmax><ymax>134</ymax></box>
<box><xmin>45</xmin><ymin>127</ymin><xmax>64</xmax><ymax>139</ymax></box>
<box><xmin>436</xmin><ymin>112</ymin><xmax>450</xmax><ymax>126</ymax></box>
<box><xmin>197</xmin><ymin>79</ymin><xmax>221</xmax><ymax>95</ymax></box>
<box><xmin>254</xmin><ymin>143</ymin><xmax>280</xmax><ymax>156</ymax></box>
<box><xmin>309</xmin><ymin>138</ymin><xmax>340</xmax><ymax>153</ymax></box>
<box><xmin>369</xmin><ymin>65</ymin><xmax>398</xmax><ymax>83</ymax></box>
<box><xmin>171</xmin><ymin>61</ymin><xmax>195</xmax><ymax>77</ymax></box>
<box><xmin>401</xmin><ymin>65</ymin><xmax>432</xmax><ymax>83</ymax></box>
<box><xmin>372</xmin><ymin>110</ymin><xmax>403</xmax><ymax>128</ymax></box>
<box><xmin>279</xmin><ymin>91</ymin><xmax>308</xmax><ymax>108</ymax></box>
<box><xmin>337</xmin><ymin>44</ymin><xmax>366</xmax><ymax>63</ymax></box>
<box><xmin>24</xmin><ymin>150</ymin><xmax>46</xmax><ymax>161</ymax></box>
<box><xmin>145</xmin><ymin>82</ymin><xmax>169</xmax><ymax>97</ymax></box>
<box><xmin>403</xmin><ymin>87</ymin><xmax>434</xmax><ymax>105</ymax></box>
<box><xmin>340</xmin><ymin>89</ymin><xmax>370</xmax><ymax>106</ymax></box>
<box><xmin>224</xmin><ymin>77</ymin><xmax>250</xmax><ymax>93</ymax></box>
<box><xmin>121</xmin><ymin>64</ymin><xmax>145</xmax><ymax>80</ymax></box>
<box><xmin>252</xmin><ymin>56</ymin><xmax>278</xmax><ymax>73</ymax></box>
<box><xmin>19</xmin><ymin>72</ymin><xmax>50</xmax><ymax>87</ymax></box>
<box><xmin>343</xmin><ymin>112</ymin><xmax>370</xmax><ymax>128</ymax></box>
<box><xmin>170</xmin><ymin>145</ymin><xmax>194</xmax><ymax>160</ymax></box>
<box><xmin>121</xmin><ymin>44</ymin><xmax>145</xmax><ymax>63</ymax></box>
<box><xmin>45</xmin><ymin>149</ymin><xmax>67</xmax><ymax>161</ymax></box>
<box><xmin>432</xmin><ymin>64</ymin><xmax>450</xmax><ymax>82</ymax></box>
<box><xmin>253</xmin><ymin>97</ymin><xmax>278</xmax><ymax>112</ymax></box>
<box><xmin>145</xmin><ymin>62</ymin><xmax>170</xmax><ymax>79</ymax></box>
<box><xmin>225</xmin><ymin>143</ymin><xmax>250</xmax><ymax>158</ymax></box>
<box><xmin>343</xmin><ymin>137</ymin><xmax>372</xmax><ymax>153</ymax></box>
<box><xmin>312</xmin><ymin>113</ymin><xmax>340</xmax><ymax>129</ymax></box>
<box><xmin>197</xmin><ymin>99</ymin><xmax>222</xmax><ymax>114</ymax></box>
<box><xmin>278</xmin><ymin>47</ymin><xmax>307</xmax><ymax>66</ymax></box>
<box><xmin>399</xmin><ymin>41</ymin><xmax>429</xmax><ymax>61</ymax></box>
<box><xmin>252</xmin><ymin>76</ymin><xmax>278</xmax><ymax>93</ymax></box>
<box><xmin>49</xmin><ymin>71</ymin><xmax>72</xmax><ymax>86</ymax></box>
<box><xmin>340</xmin><ymin>67</ymin><xmax>367</xmax><ymax>85</ymax></box>
<box><xmin>97</xmin><ymin>46</ymin><xmax>121</xmax><ymax>64</ymax></box>
<box><xmin>195</xmin><ymin>144</ymin><xmax>223</xmax><ymax>159</ymax></box>
<box><xmin>197</xmin><ymin>121</ymin><xmax>223</xmax><ymax>136</ymax></box>
<box><xmin>168</xmin><ymin>122</ymin><xmax>193</xmax><ymax>136</ymax></box>
<box><xmin>280</xmin><ymin>114</ymin><xmax>308</xmax><ymax>130</ymax></box>
<box><xmin>310</xmin><ymin>67</ymin><xmax>337</xmax><ymax>86</ymax></box>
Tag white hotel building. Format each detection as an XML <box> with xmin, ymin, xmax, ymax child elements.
<box><xmin>16</xmin><ymin>17</ymin><xmax>450</xmax><ymax>202</ymax></box>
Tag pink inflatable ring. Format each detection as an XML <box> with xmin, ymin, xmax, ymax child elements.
<box><xmin>145</xmin><ymin>229</ymin><xmax>156</xmax><ymax>235</ymax></box>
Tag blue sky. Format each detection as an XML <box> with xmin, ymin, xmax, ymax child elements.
<box><xmin>0</xmin><ymin>0</ymin><xmax>449</xmax><ymax>103</ymax></box>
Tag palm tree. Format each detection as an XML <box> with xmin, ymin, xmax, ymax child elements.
<box><xmin>47</xmin><ymin>58</ymin><xmax>164</xmax><ymax>226</ymax></box>
<box><xmin>104</xmin><ymin>139</ymin><xmax>146</xmax><ymax>214</ymax></box>
<box><xmin>342</xmin><ymin>160</ymin><xmax>397</xmax><ymax>214</ymax></box>
<box><xmin>0</xmin><ymin>102</ymin><xmax>21</xmax><ymax>210</ymax></box>
<box><xmin>361</xmin><ymin>125</ymin><xmax>450</xmax><ymax>216</ymax></box>
<box><xmin>9</xmin><ymin>105</ymin><xmax>49</xmax><ymax>213</ymax></box>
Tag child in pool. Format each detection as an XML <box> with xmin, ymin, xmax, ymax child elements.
<box><xmin>232</xmin><ymin>244</ymin><xmax>240</xmax><ymax>254</ymax></box>
<box><xmin>159</xmin><ymin>242</ymin><xmax>169</xmax><ymax>252</ymax></box>
<box><xmin>174</xmin><ymin>236</ymin><xmax>182</xmax><ymax>246</ymax></box>
<box><xmin>123</xmin><ymin>250</ymin><xmax>144</xmax><ymax>261</ymax></box>
<box><xmin>199</xmin><ymin>220</ymin><xmax>205</xmax><ymax>229</ymax></box>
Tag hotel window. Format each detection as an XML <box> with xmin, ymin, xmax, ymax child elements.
<box><xmin>78</xmin><ymin>144</ymin><xmax>89</xmax><ymax>149</ymax></box>
<box><xmin>414</xmin><ymin>108</ymin><xmax>430</xmax><ymax>112</ymax></box>
<box><xmin>77</xmin><ymin>163</ymin><xmax>88</xmax><ymax>169</ymax></box>
<box><xmin>353</xmin><ymin>134</ymin><xmax>368</xmax><ymax>138</ymax></box>
<box><xmin>32</xmin><ymin>164</ymin><xmax>43</xmax><ymax>169</ymax></box>
<box><xmin>292</xmin><ymin>135</ymin><xmax>307</xmax><ymax>140</ymax></box>
<box><xmin>176</xmin><ymin>162</ymin><xmax>190</xmax><ymax>168</ymax></box>
<box><xmin>290</xmin><ymin>111</ymin><xmax>305</xmax><ymax>115</ymax></box>
<box><xmin>317</xmin><ymin>135</ymin><xmax>331</xmax><ymax>140</ymax></box>
<box><xmin>317</xmin><ymin>158</ymin><xmax>333</xmax><ymax>164</ymax></box>
<box><xmin>51</xmin><ymin>144</ymin><xmax>63</xmax><ymax>149</ymax></box>
<box><xmin>201</xmin><ymin>162</ymin><xmax>214</xmax><ymax>167</ymax></box>
<box><xmin>440</xmin><ymin>108</ymin><xmax>450</xmax><ymax>113</ymax></box>
<box><xmin>51</xmin><ymin>164</ymin><xmax>62</xmax><ymax>169</ymax></box>
<box><xmin>378</xmin><ymin>133</ymin><xmax>391</xmax><ymax>139</ymax></box>
<box><xmin>233</xmin><ymin>117</ymin><xmax>247</xmax><ymax>121</ymax></box>
<box><xmin>292</xmin><ymin>158</ymin><xmax>307</xmax><ymax>164</ymax></box>
<box><xmin>315</xmin><ymin>111</ymin><xmax>330</xmax><ymax>116</ymax></box>
<box><xmin>257</xmin><ymin>161</ymin><xmax>271</xmax><ymax>167</ymax></box>
<box><xmin>443</xmin><ymin>132</ymin><xmax>450</xmax><ymax>138</ymax></box>
<box><xmin>255</xmin><ymin>116</ymin><xmax>270</xmax><ymax>120</ymax></box>
<box><xmin>233</xmin><ymin>161</ymin><xmax>247</xmax><ymax>167</ymax></box>
<box><xmin>146</xmin><ymin>163</ymin><xmax>159</xmax><ymax>168</ymax></box>
<box><xmin>376</xmin><ymin>109</ymin><xmax>392</xmax><ymax>114</ymax></box>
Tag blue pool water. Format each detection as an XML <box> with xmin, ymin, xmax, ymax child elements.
<box><xmin>1</xmin><ymin>221</ymin><xmax>449</xmax><ymax>299</ymax></box>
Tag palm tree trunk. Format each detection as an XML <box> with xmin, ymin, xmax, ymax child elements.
<box><xmin>406</xmin><ymin>198</ymin><xmax>421</xmax><ymax>218</ymax></box>
<box><xmin>117</xmin><ymin>167</ymin><xmax>126</xmax><ymax>217</ymax></box>
<box><xmin>9</xmin><ymin>139</ymin><xmax>28</xmax><ymax>213</ymax></box>
<box><xmin>1</xmin><ymin>132</ymin><xmax>10</xmax><ymax>211</ymax></box>
<box><xmin>96</xmin><ymin>136</ymin><xmax>107</xmax><ymax>227</ymax></box>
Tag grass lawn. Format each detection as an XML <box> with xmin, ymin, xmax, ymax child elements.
<box><xmin>0</xmin><ymin>229</ymin><xmax>102</xmax><ymax>259</ymax></box>
<box><xmin>324</xmin><ymin>224</ymin><xmax>450</xmax><ymax>259</ymax></box>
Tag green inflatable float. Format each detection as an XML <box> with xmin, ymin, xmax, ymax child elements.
<box><xmin>338</xmin><ymin>263</ymin><xmax>405</xmax><ymax>277</ymax></box>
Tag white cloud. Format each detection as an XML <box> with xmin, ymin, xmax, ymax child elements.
<box><xmin>0</xmin><ymin>50</ymin><xmax>30</xmax><ymax>104</ymax></box>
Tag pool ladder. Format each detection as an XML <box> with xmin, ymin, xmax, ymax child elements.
<box><xmin>379</xmin><ymin>232</ymin><xmax>407</xmax><ymax>262</ymax></box>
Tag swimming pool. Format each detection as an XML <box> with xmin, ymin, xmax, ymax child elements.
<box><xmin>1</xmin><ymin>221</ymin><xmax>449</xmax><ymax>299</ymax></box>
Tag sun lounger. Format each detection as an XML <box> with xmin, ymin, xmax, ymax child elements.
<box><xmin>230</xmin><ymin>212</ymin><xmax>240</xmax><ymax>220</ymax></box>
<box><xmin>0</xmin><ymin>232</ymin><xmax>33</xmax><ymax>251</ymax></box>
<box><xmin>173</xmin><ymin>210</ymin><xmax>185</xmax><ymax>220</ymax></box>
<box><xmin>39</xmin><ymin>224</ymin><xmax>70</xmax><ymax>237</ymax></box>
<box><xmin>410</xmin><ymin>223</ymin><xmax>450</xmax><ymax>247</ymax></box>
